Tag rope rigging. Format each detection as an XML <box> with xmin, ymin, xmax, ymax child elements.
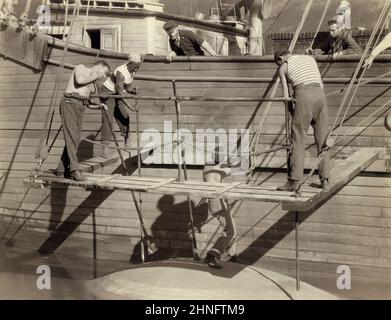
<box><xmin>20</xmin><ymin>0</ymin><xmax>389</xmax><ymax>202</ymax></box>
<box><xmin>33</xmin><ymin>0</ymin><xmax>81</xmax><ymax>177</ymax></box>
<box><xmin>293</xmin><ymin>0</ymin><xmax>391</xmax><ymax>196</ymax></box>
<box><xmin>309</xmin><ymin>0</ymin><xmax>331</xmax><ymax>50</ymax></box>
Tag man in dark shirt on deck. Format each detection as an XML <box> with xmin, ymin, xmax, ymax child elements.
<box><xmin>306</xmin><ymin>18</ymin><xmax>362</xmax><ymax>59</ymax></box>
<box><xmin>163</xmin><ymin>21</ymin><xmax>217</xmax><ymax>61</ymax></box>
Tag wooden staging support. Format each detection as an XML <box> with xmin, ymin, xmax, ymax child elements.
<box><xmin>23</xmin><ymin>150</ymin><xmax>380</xmax><ymax>293</ymax></box>
<box><xmin>26</xmin><ymin>149</ymin><xmax>380</xmax><ymax>212</ymax></box>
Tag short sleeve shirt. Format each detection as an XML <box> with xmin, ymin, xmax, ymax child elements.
<box><xmin>169</xmin><ymin>30</ymin><xmax>205</xmax><ymax>56</ymax></box>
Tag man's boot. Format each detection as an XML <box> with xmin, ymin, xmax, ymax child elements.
<box><xmin>277</xmin><ymin>179</ymin><xmax>300</xmax><ymax>192</ymax></box>
<box><xmin>321</xmin><ymin>178</ymin><xmax>330</xmax><ymax>191</ymax></box>
<box><xmin>70</xmin><ymin>170</ymin><xmax>87</xmax><ymax>182</ymax></box>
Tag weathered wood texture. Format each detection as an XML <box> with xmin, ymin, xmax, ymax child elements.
<box><xmin>0</xmin><ymin>43</ymin><xmax>391</xmax><ymax>283</ymax></box>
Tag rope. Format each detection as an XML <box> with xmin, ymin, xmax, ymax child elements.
<box><xmin>333</xmin><ymin>99</ymin><xmax>391</xmax><ymax>149</ymax></box>
<box><xmin>293</xmin><ymin>1</ymin><xmax>391</xmax><ymax>195</ymax></box>
<box><xmin>293</xmin><ymin>99</ymin><xmax>391</xmax><ymax>197</ymax></box>
<box><xmin>82</xmin><ymin>0</ymin><xmax>91</xmax><ymax>47</ymax></box>
<box><xmin>81</xmin><ymin>137</ymin><xmax>177</xmax><ymax>153</ymax></box>
<box><xmin>328</xmin><ymin>0</ymin><xmax>391</xmax><ymax>142</ymax></box>
<box><xmin>326</xmin><ymin>69</ymin><xmax>391</xmax><ymax>98</ymax></box>
<box><xmin>33</xmin><ymin>0</ymin><xmax>80</xmax><ymax>176</ymax></box>
<box><xmin>309</xmin><ymin>0</ymin><xmax>331</xmax><ymax>49</ymax></box>
<box><xmin>63</xmin><ymin>0</ymin><xmax>69</xmax><ymax>41</ymax></box>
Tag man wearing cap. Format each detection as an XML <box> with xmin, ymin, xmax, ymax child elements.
<box><xmin>274</xmin><ymin>50</ymin><xmax>330</xmax><ymax>192</ymax></box>
<box><xmin>163</xmin><ymin>21</ymin><xmax>217</xmax><ymax>61</ymax></box>
<box><xmin>100</xmin><ymin>53</ymin><xmax>142</xmax><ymax>156</ymax></box>
<box><xmin>306</xmin><ymin>18</ymin><xmax>361</xmax><ymax>59</ymax></box>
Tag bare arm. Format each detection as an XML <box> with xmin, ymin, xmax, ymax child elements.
<box><xmin>115</xmin><ymin>71</ymin><xmax>125</xmax><ymax>95</ymax></box>
<box><xmin>370</xmin><ymin>32</ymin><xmax>391</xmax><ymax>58</ymax></box>
<box><xmin>278</xmin><ymin>64</ymin><xmax>289</xmax><ymax>99</ymax></box>
<box><xmin>74</xmin><ymin>65</ymin><xmax>101</xmax><ymax>86</ymax></box>
<box><xmin>201</xmin><ymin>41</ymin><xmax>217</xmax><ymax>56</ymax></box>
<box><xmin>341</xmin><ymin>33</ymin><xmax>362</xmax><ymax>55</ymax></box>
<box><xmin>364</xmin><ymin>32</ymin><xmax>391</xmax><ymax>68</ymax></box>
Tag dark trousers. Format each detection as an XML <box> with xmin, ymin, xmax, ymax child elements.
<box><xmin>289</xmin><ymin>86</ymin><xmax>330</xmax><ymax>181</ymax></box>
<box><xmin>207</xmin><ymin>198</ymin><xmax>236</xmax><ymax>259</ymax></box>
<box><xmin>56</xmin><ymin>96</ymin><xmax>85</xmax><ymax>173</ymax></box>
<box><xmin>100</xmin><ymin>86</ymin><xmax>130</xmax><ymax>143</ymax></box>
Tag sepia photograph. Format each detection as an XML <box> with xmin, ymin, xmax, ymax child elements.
<box><xmin>0</xmin><ymin>0</ymin><xmax>390</xmax><ymax>304</ymax></box>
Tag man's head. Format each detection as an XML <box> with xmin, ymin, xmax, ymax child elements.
<box><xmin>274</xmin><ymin>50</ymin><xmax>291</xmax><ymax>66</ymax></box>
<box><xmin>126</xmin><ymin>52</ymin><xmax>142</xmax><ymax>73</ymax></box>
<box><xmin>328</xmin><ymin>18</ymin><xmax>342</xmax><ymax>38</ymax></box>
<box><xmin>163</xmin><ymin>21</ymin><xmax>180</xmax><ymax>41</ymax></box>
<box><xmin>93</xmin><ymin>60</ymin><xmax>111</xmax><ymax>78</ymax></box>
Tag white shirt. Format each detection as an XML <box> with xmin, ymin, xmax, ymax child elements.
<box><xmin>103</xmin><ymin>63</ymin><xmax>134</xmax><ymax>92</ymax></box>
<box><xmin>371</xmin><ymin>32</ymin><xmax>391</xmax><ymax>58</ymax></box>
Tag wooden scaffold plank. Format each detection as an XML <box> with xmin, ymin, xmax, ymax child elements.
<box><xmin>282</xmin><ymin>149</ymin><xmax>381</xmax><ymax>211</ymax></box>
<box><xmin>23</xmin><ymin>149</ymin><xmax>381</xmax><ymax>211</ymax></box>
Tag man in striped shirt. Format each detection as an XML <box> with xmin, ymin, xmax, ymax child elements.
<box><xmin>274</xmin><ymin>51</ymin><xmax>330</xmax><ymax>192</ymax></box>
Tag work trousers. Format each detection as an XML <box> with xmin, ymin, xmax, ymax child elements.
<box><xmin>100</xmin><ymin>86</ymin><xmax>130</xmax><ymax>143</ymax></box>
<box><xmin>207</xmin><ymin>198</ymin><xmax>237</xmax><ymax>259</ymax></box>
<box><xmin>289</xmin><ymin>85</ymin><xmax>330</xmax><ymax>181</ymax></box>
<box><xmin>56</xmin><ymin>96</ymin><xmax>86</xmax><ymax>173</ymax></box>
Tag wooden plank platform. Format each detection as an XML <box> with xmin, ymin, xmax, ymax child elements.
<box><xmin>79</xmin><ymin>153</ymin><xmax>119</xmax><ymax>173</ymax></box>
<box><xmin>282</xmin><ymin>149</ymin><xmax>381</xmax><ymax>211</ymax></box>
<box><xmin>24</xmin><ymin>150</ymin><xmax>380</xmax><ymax>212</ymax></box>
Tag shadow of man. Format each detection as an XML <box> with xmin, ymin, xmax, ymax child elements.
<box><xmin>130</xmin><ymin>195</ymin><xmax>208</xmax><ymax>263</ymax></box>
<box><xmin>48</xmin><ymin>134</ymin><xmax>98</xmax><ymax>233</ymax></box>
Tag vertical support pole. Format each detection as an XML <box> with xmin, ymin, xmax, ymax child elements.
<box><xmin>101</xmin><ymin>104</ymin><xmax>149</xmax><ymax>263</ymax></box>
<box><xmin>63</xmin><ymin>0</ymin><xmax>69</xmax><ymax>41</ymax></box>
<box><xmin>135</xmin><ymin>101</ymin><xmax>142</xmax><ymax>177</ymax></box>
<box><xmin>135</xmin><ymin>101</ymin><xmax>145</xmax><ymax>263</ymax></box>
<box><xmin>172</xmin><ymin>80</ymin><xmax>199</xmax><ymax>260</ymax></box>
<box><xmin>92</xmin><ymin>208</ymin><xmax>97</xmax><ymax>278</ymax></box>
<box><xmin>284</xmin><ymin>99</ymin><xmax>292</xmax><ymax>173</ymax></box>
<box><xmin>172</xmin><ymin>80</ymin><xmax>182</xmax><ymax>182</ymax></box>
<box><xmin>295</xmin><ymin>210</ymin><xmax>300</xmax><ymax>291</ymax></box>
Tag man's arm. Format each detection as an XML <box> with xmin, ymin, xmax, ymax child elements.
<box><xmin>341</xmin><ymin>32</ymin><xmax>362</xmax><ymax>55</ymax></box>
<box><xmin>74</xmin><ymin>65</ymin><xmax>101</xmax><ymax>85</ymax></box>
<box><xmin>166</xmin><ymin>39</ymin><xmax>178</xmax><ymax>62</ymax></box>
<box><xmin>363</xmin><ymin>32</ymin><xmax>391</xmax><ymax>68</ymax></box>
<box><xmin>115</xmin><ymin>71</ymin><xmax>126</xmax><ymax>95</ymax></box>
<box><xmin>278</xmin><ymin>64</ymin><xmax>289</xmax><ymax>98</ymax></box>
<box><xmin>201</xmin><ymin>40</ymin><xmax>217</xmax><ymax>56</ymax></box>
<box><xmin>306</xmin><ymin>38</ymin><xmax>331</xmax><ymax>55</ymax></box>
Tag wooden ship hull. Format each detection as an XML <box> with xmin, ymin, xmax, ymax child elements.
<box><xmin>0</xmin><ymin>24</ymin><xmax>390</xmax><ymax>294</ymax></box>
